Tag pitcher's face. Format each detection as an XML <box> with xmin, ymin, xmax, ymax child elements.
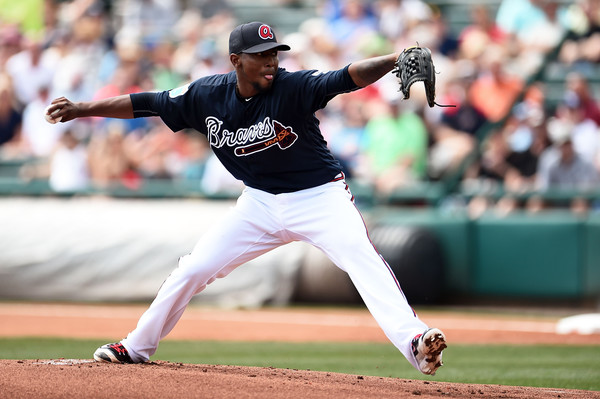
<box><xmin>232</xmin><ymin>50</ymin><xmax>279</xmax><ymax>97</ymax></box>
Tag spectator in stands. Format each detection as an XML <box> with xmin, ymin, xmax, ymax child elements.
<box><xmin>563</xmin><ymin>71</ymin><xmax>600</xmax><ymax>126</ymax></box>
<box><xmin>149</xmin><ymin>40</ymin><xmax>185</xmax><ymax>91</ymax></box>
<box><xmin>179</xmin><ymin>132</ymin><xmax>210</xmax><ymax>182</ymax></box>
<box><xmin>0</xmin><ymin>25</ymin><xmax>23</xmax><ymax>70</ymax></box>
<box><xmin>458</xmin><ymin>4</ymin><xmax>507</xmax><ymax>61</ymax></box>
<box><xmin>436</xmin><ymin>71</ymin><xmax>488</xmax><ymax>137</ymax></box>
<box><xmin>171</xmin><ymin>9</ymin><xmax>206</xmax><ymax>80</ymax></box>
<box><xmin>4</xmin><ymin>37</ymin><xmax>58</xmax><ymax>108</ymax></box>
<box><xmin>427</xmin><ymin>71</ymin><xmax>483</xmax><ymax>180</ymax></box>
<box><xmin>429</xmin><ymin>10</ymin><xmax>460</xmax><ymax>59</ymax></box>
<box><xmin>558</xmin><ymin>0</ymin><xmax>600</xmax><ymax>68</ymax></box>
<box><xmin>375</xmin><ymin>0</ymin><xmax>432</xmax><ymax>42</ymax></box>
<box><xmin>87</xmin><ymin>121</ymin><xmax>138</xmax><ymax>189</ymax></box>
<box><xmin>295</xmin><ymin>18</ymin><xmax>340</xmax><ymax>72</ymax></box>
<box><xmin>468</xmin><ymin>45</ymin><xmax>524</xmax><ymax>123</ymax></box>
<box><xmin>7</xmin><ymin>0</ymin><xmax>580</xmax><ymax>205</ymax></box>
<box><xmin>361</xmin><ymin>98</ymin><xmax>428</xmax><ymax>193</ymax></box>
<box><xmin>49</xmin><ymin>128</ymin><xmax>90</xmax><ymax>192</ymax></box>
<box><xmin>324</xmin><ymin>0</ymin><xmax>379</xmax><ymax>63</ymax></box>
<box><xmin>97</xmin><ymin>29</ymin><xmax>144</xmax><ymax>89</ymax></box>
<box><xmin>499</xmin><ymin>101</ymin><xmax>547</xmax><ymax>193</ymax></box>
<box><xmin>0</xmin><ymin>73</ymin><xmax>22</xmax><ymax>155</ymax></box>
<box><xmin>496</xmin><ymin>0</ymin><xmax>568</xmax><ymax>77</ymax></box>
<box><xmin>21</xmin><ymin>85</ymin><xmax>69</xmax><ymax>158</ymax></box>
<box><xmin>467</xmin><ymin>128</ymin><xmax>506</xmax><ymax>191</ymax></box>
<box><xmin>94</xmin><ymin>61</ymin><xmax>143</xmax><ymax>102</ymax></box>
<box><xmin>322</xmin><ymin>93</ymin><xmax>370</xmax><ymax>179</ymax></box>
<box><xmin>169</xmin><ymin>6</ymin><xmax>235</xmax><ymax>79</ymax></box>
<box><xmin>428</xmin><ymin>118</ymin><xmax>476</xmax><ymax>181</ymax></box>
<box><xmin>496</xmin><ymin>0</ymin><xmax>549</xmax><ymax>38</ymax></box>
<box><xmin>536</xmin><ymin>116</ymin><xmax>600</xmax><ymax>212</ymax></box>
<box><xmin>465</xmin><ymin>100</ymin><xmax>548</xmax><ymax>217</ymax></box>
<box><xmin>190</xmin><ymin>38</ymin><xmax>229</xmax><ymax>80</ymax></box>
<box><xmin>117</xmin><ymin>0</ymin><xmax>181</xmax><ymax>47</ymax></box>
<box><xmin>93</xmin><ymin>62</ymin><xmax>148</xmax><ymax>134</ymax></box>
<box><xmin>49</xmin><ymin>2</ymin><xmax>110</xmax><ymax>105</ymax></box>
<box><xmin>127</xmin><ymin>124</ymin><xmax>179</xmax><ymax>180</ymax></box>
<box><xmin>48</xmin><ymin>30</ymin><xmax>96</xmax><ymax>104</ymax></box>
<box><xmin>518</xmin><ymin>0</ymin><xmax>566</xmax><ymax>75</ymax></box>
<box><xmin>555</xmin><ymin>91</ymin><xmax>600</xmax><ymax>170</ymax></box>
<box><xmin>189</xmin><ymin>0</ymin><xmax>233</xmax><ymax>20</ymax></box>
<box><xmin>467</xmin><ymin>93</ymin><xmax>548</xmax><ymax>188</ymax></box>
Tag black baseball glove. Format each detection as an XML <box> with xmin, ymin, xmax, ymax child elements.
<box><xmin>392</xmin><ymin>46</ymin><xmax>455</xmax><ymax>108</ymax></box>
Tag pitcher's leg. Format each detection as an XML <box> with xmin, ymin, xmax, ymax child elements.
<box><xmin>286</xmin><ymin>183</ymin><xmax>429</xmax><ymax>370</ymax></box>
<box><xmin>122</xmin><ymin>196</ymin><xmax>284</xmax><ymax>362</ymax></box>
<box><xmin>332</xmin><ymin>229</ymin><xmax>428</xmax><ymax>370</ymax></box>
<box><xmin>337</xmin><ymin>236</ymin><xmax>429</xmax><ymax>370</ymax></box>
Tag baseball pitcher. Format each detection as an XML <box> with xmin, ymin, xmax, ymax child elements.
<box><xmin>46</xmin><ymin>22</ymin><xmax>447</xmax><ymax>375</ymax></box>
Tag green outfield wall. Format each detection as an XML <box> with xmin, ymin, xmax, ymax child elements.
<box><xmin>368</xmin><ymin>208</ymin><xmax>600</xmax><ymax>302</ymax></box>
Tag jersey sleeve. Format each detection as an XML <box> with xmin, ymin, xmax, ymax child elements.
<box><xmin>130</xmin><ymin>81</ymin><xmax>200</xmax><ymax>132</ymax></box>
<box><xmin>291</xmin><ymin>65</ymin><xmax>359</xmax><ymax>112</ymax></box>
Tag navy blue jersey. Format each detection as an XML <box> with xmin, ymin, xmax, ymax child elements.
<box><xmin>131</xmin><ymin>66</ymin><xmax>359</xmax><ymax>194</ymax></box>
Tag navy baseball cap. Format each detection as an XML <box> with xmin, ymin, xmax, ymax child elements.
<box><xmin>229</xmin><ymin>22</ymin><xmax>290</xmax><ymax>54</ymax></box>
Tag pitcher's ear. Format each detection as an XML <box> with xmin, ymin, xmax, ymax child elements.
<box><xmin>230</xmin><ymin>53</ymin><xmax>241</xmax><ymax>68</ymax></box>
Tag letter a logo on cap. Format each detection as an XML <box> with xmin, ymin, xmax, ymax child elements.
<box><xmin>258</xmin><ymin>24</ymin><xmax>274</xmax><ymax>40</ymax></box>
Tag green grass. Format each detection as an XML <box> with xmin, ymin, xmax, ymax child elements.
<box><xmin>1</xmin><ymin>338</ymin><xmax>599</xmax><ymax>391</ymax></box>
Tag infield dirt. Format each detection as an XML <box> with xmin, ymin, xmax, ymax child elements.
<box><xmin>1</xmin><ymin>303</ymin><xmax>599</xmax><ymax>399</ymax></box>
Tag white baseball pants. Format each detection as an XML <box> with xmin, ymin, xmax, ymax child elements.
<box><xmin>121</xmin><ymin>177</ymin><xmax>428</xmax><ymax>370</ymax></box>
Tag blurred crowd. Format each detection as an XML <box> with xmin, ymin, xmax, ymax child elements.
<box><xmin>0</xmin><ymin>0</ymin><xmax>599</xmax><ymax>213</ymax></box>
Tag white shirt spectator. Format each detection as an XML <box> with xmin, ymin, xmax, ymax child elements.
<box><xmin>5</xmin><ymin>42</ymin><xmax>58</xmax><ymax>106</ymax></box>
<box><xmin>50</xmin><ymin>135</ymin><xmax>90</xmax><ymax>192</ymax></box>
<box><xmin>571</xmin><ymin>118</ymin><xmax>600</xmax><ymax>166</ymax></box>
<box><xmin>21</xmin><ymin>93</ymin><xmax>69</xmax><ymax>157</ymax></box>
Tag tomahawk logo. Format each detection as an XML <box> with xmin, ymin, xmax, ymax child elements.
<box><xmin>235</xmin><ymin>120</ymin><xmax>297</xmax><ymax>156</ymax></box>
<box><xmin>205</xmin><ymin>116</ymin><xmax>298</xmax><ymax>156</ymax></box>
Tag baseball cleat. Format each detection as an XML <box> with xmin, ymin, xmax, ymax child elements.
<box><xmin>412</xmin><ymin>328</ymin><xmax>447</xmax><ymax>375</ymax></box>
<box><xmin>93</xmin><ymin>342</ymin><xmax>135</xmax><ymax>364</ymax></box>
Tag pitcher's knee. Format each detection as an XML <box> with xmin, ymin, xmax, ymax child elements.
<box><xmin>173</xmin><ymin>255</ymin><xmax>216</xmax><ymax>288</ymax></box>
<box><xmin>174</xmin><ymin>253</ymin><xmax>240</xmax><ymax>291</ymax></box>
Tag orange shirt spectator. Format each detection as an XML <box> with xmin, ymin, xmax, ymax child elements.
<box><xmin>468</xmin><ymin>47</ymin><xmax>524</xmax><ymax>122</ymax></box>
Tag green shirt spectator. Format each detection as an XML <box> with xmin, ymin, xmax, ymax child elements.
<box><xmin>0</xmin><ymin>0</ymin><xmax>44</xmax><ymax>34</ymax></box>
<box><xmin>364</xmin><ymin>109</ymin><xmax>428</xmax><ymax>179</ymax></box>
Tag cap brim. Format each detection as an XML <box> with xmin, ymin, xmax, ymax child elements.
<box><xmin>242</xmin><ymin>42</ymin><xmax>291</xmax><ymax>54</ymax></box>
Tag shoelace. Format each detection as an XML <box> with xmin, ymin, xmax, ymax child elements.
<box><xmin>110</xmin><ymin>344</ymin><xmax>127</xmax><ymax>355</ymax></box>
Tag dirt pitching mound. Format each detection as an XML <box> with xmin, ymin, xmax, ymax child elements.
<box><xmin>1</xmin><ymin>359</ymin><xmax>598</xmax><ymax>399</ymax></box>
<box><xmin>2</xmin><ymin>303</ymin><xmax>600</xmax><ymax>398</ymax></box>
